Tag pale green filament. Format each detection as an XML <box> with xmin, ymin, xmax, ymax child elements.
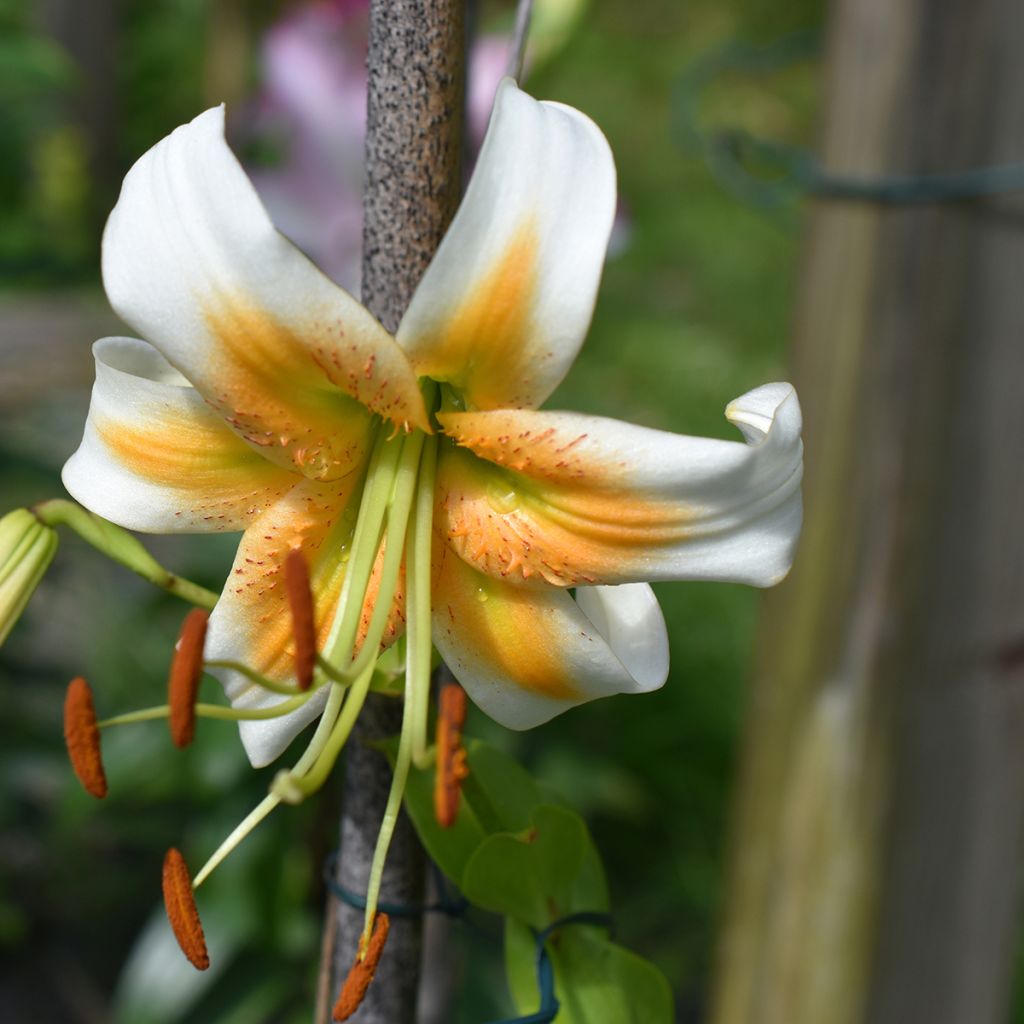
<box><xmin>272</xmin><ymin>428</ymin><xmax>429</xmax><ymax>803</ymax></box>
<box><xmin>323</xmin><ymin>428</ymin><xmax>404</xmax><ymax>666</ymax></box>
<box><xmin>338</xmin><ymin>429</ymin><xmax>425</xmax><ymax>681</ymax></box>
<box><xmin>97</xmin><ymin>691</ymin><xmax>315</xmax><ymax>729</ymax></box>
<box><xmin>358</xmin><ymin>432</ymin><xmax>438</xmax><ymax>942</ymax></box>
<box><xmin>407</xmin><ymin>434</ymin><xmax>438</xmax><ymax>769</ymax></box>
<box><xmin>192</xmin><ymin>681</ymin><xmax>348</xmax><ymax>888</ymax></box>
<box><xmin>361</xmin><ymin>654</ymin><xmax>417</xmax><ymax>946</ymax></box>
<box><xmin>193</xmin><ymin>793</ymin><xmax>279</xmax><ymax>888</ymax></box>
<box><xmin>271</xmin><ymin>659</ymin><xmax>376</xmax><ymax>803</ymax></box>
<box><xmin>205</xmin><ymin>659</ymin><xmax>303</xmax><ymax>696</ymax></box>
<box><xmin>204</xmin><ymin>656</ymin><xmax>346</xmax><ymax>693</ymax></box>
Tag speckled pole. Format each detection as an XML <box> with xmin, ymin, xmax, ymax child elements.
<box><xmin>360</xmin><ymin>0</ymin><xmax>466</xmax><ymax>335</ymax></box>
<box><xmin>315</xmin><ymin>2</ymin><xmax>465</xmax><ymax>1022</ymax></box>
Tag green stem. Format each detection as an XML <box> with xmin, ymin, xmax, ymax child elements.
<box><xmin>33</xmin><ymin>499</ymin><xmax>218</xmax><ymax>609</ymax></box>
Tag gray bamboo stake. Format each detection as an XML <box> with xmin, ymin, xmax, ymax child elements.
<box><xmin>314</xmin><ymin>2</ymin><xmax>465</xmax><ymax>1022</ymax></box>
<box><xmin>711</xmin><ymin>2</ymin><xmax>1024</xmax><ymax>1024</ymax></box>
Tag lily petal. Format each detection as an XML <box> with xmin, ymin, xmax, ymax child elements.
<box><xmin>432</xmin><ymin>544</ymin><xmax>665</xmax><ymax>730</ymax></box>
<box><xmin>574</xmin><ymin>583</ymin><xmax>670</xmax><ymax>692</ymax></box>
<box><xmin>436</xmin><ymin>382</ymin><xmax>803</xmax><ymax>587</ymax></box>
<box><xmin>206</xmin><ymin>477</ymin><xmax>404</xmax><ymax>767</ymax></box>
<box><xmin>62</xmin><ymin>338</ymin><xmax>300</xmax><ymax>533</ymax></box>
<box><xmin>396</xmin><ymin>78</ymin><xmax>616</xmax><ymax>410</ymax></box>
<box><xmin>103</xmin><ymin>106</ymin><xmax>428</xmax><ymax>482</ymax></box>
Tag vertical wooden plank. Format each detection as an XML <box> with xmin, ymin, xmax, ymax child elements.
<box><xmin>711</xmin><ymin>2</ymin><xmax>1024</xmax><ymax>1022</ymax></box>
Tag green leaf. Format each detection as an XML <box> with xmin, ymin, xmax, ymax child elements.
<box><xmin>399</xmin><ymin>741</ymin><xmax>488</xmax><ymax>884</ymax></box>
<box><xmin>460</xmin><ymin>739</ymin><xmax>553</xmax><ymax>834</ymax></box>
<box><xmin>505</xmin><ymin>918</ymin><xmax>675</xmax><ymax>1024</ymax></box>
<box><xmin>397</xmin><ymin>738</ymin><xmax>554</xmax><ymax>884</ymax></box>
<box><xmin>461</xmin><ymin>805</ymin><xmax>587</xmax><ymax>928</ymax></box>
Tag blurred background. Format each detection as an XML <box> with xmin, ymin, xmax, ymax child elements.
<box><xmin>3</xmin><ymin>0</ymin><xmax>1021</xmax><ymax>1022</ymax></box>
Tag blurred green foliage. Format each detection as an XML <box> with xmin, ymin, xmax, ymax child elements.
<box><xmin>0</xmin><ymin>0</ymin><xmax>822</xmax><ymax>1020</ymax></box>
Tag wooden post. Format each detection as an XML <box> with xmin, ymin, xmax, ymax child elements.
<box><xmin>710</xmin><ymin>3</ymin><xmax>1024</xmax><ymax>1024</ymax></box>
<box><xmin>315</xmin><ymin>2</ymin><xmax>465</xmax><ymax>1022</ymax></box>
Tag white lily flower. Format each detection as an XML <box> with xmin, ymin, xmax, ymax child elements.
<box><xmin>63</xmin><ymin>79</ymin><xmax>803</xmax><ymax>771</ymax></box>
<box><xmin>58</xmin><ymin>79</ymin><xmax>803</xmax><ymax>980</ymax></box>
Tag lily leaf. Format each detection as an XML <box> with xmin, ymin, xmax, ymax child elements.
<box><xmin>505</xmin><ymin>917</ymin><xmax>675</xmax><ymax>1024</ymax></box>
<box><xmin>460</xmin><ymin>805</ymin><xmax>587</xmax><ymax>929</ymax></box>
<box><xmin>397</xmin><ymin>738</ymin><xmax>553</xmax><ymax>884</ymax></box>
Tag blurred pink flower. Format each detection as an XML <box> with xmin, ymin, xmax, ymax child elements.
<box><xmin>247</xmin><ymin>0</ymin><xmax>510</xmax><ymax>292</ymax></box>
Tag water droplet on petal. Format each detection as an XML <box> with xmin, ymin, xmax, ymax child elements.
<box><xmin>485</xmin><ymin>480</ymin><xmax>519</xmax><ymax>515</ymax></box>
<box><xmin>475</xmin><ymin>587</ymin><xmax>489</xmax><ymax>603</ymax></box>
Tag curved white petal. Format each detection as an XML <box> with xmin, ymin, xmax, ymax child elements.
<box><xmin>62</xmin><ymin>337</ymin><xmax>300</xmax><ymax>533</ymax></box>
<box><xmin>103</xmin><ymin>106</ymin><xmax>426</xmax><ymax>482</ymax></box>
<box><xmin>574</xmin><ymin>583</ymin><xmax>670</xmax><ymax>692</ymax></box>
<box><xmin>432</xmin><ymin>544</ymin><xmax>664</xmax><ymax>731</ymax></box>
<box><xmin>437</xmin><ymin>382</ymin><xmax>803</xmax><ymax>587</ymax></box>
<box><xmin>397</xmin><ymin>78</ymin><xmax>616</xmax><ymax>410</ymax></box>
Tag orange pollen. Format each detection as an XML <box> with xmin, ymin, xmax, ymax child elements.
<box><xmin>285</xmin><ymin>549</ymin><xmax>316</xmax><ymax>690</ymax></box>
<box><xmin>332</xmin><ymin>912</ymin><xmax>391</xmax><ymax>1021</ymax></box>
<box><xmin>162</xmin><ymin>847</ymin><xmax>210</xmax><ymax>970</ymax></box>
<box><xmin>168</xmin><ymin>608</ymin><xmax>209</xmax><ymax>748</ymax></box>
<box><xmin>433</xmin><ymin>683</ymin><xmax>470</xmax><ymax>829</ymax></box>
<box><xmin>63</xmin><ymin>677</ymin><xmax>107</xmax><ymax>799</ymax></box>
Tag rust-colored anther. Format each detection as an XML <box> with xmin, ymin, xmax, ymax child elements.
<box><xmin>433</xmin><ymin>682</ymin><xmax>469</xmax><ymax>828</ymax></box>
<box><xmin>168</xmin><ymin>608</ymin><xmax>209</xmax><ymax>748</ymax></box>
<box><xmin>332</xmin><ymin>912</ymin><xmax>391</xmax><ymax>1021</ymax></box>
<box><xmin>63</xmin><ymin>676</ymin><xmax>107</xmax><ymax>799</ymax></box>
<box><xmin>285</xmin><ymin>549</ymin><xmax>316</xmax><ymax>690</ymax></box>
<box><xmin>162</xmin><ymin>847</ymin><xmax>210</xmax><ymax>970</ymax></box>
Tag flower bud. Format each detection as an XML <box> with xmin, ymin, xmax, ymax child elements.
<box><xmin>0</xmin><ymin>509</ymin><xmax>58</xmax><ymax>646</ymax></box>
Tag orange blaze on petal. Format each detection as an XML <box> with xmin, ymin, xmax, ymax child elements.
<box><xmin>332</xmin><ymin>912</ymin><xmax>391</xmax><ymax>1021</ymax></box>
<box><xmin>205</xmin><ymin>300</ymin><xmax>375</xmax><ymax>482</ymax></box>
<box><xmin>162</xmin><ymin>848</ymin><xmax>210</xmax><ymax>970</ymax></box>
<box><xmin>434</xmin><ymin>683</ymin><xmax>469</xmax><ymax>828</ymax></box>
<box><xmin>436</xmin><ymin>443</ymin><xmax>682</xmax><ymax>587</ymax></box>
<box><xmin>285</xmin><ymin>549</ymin><xmax>317</xmax><ymax>689</ymax></box>
<box><xmin>168</xmin><ymin>608</ymin><xmax>209</xmax><ymax>748</ymax></box>
<box><xmin>63</xmin><ymin>677</ymin><xmax>107</xmax><ymax>799</ymax></box>
<box><xmin>95</xmin><ymin>410</ymin><xmax>292</xmax><ymax>530</ymax></box>
<box><xmin>416</xmin><ymin>220</ymin><xmax>539</xmax><ymax>408</ymax></box>
<box><xmin>433</xmin><ymin>544</ymin><xmax>579</xmax><ymax>701</ymax></box>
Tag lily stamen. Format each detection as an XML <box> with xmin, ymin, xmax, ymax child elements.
<box><xmin>63</xmin><ymin>677</ymin><xmax>108</xmax><ymax>799</ymax></box>
<box><xmin>434</xmin><ymin>682</ymin><xmax>469</xmax><ymax>828</ymax></box>
<box><xmin>190</xmin><ymin>681</ymin><xmax>350</xmax><ymax>892</ymax></box>
<box><xmin>162</xmin><ymin>848</ymin><xmax>210</xmax><ymax>970</ymax></box>
<box><xmin>332</xmin><ymin>912</ymin><xmax>391</xmax><ymax>1021</ymax></box>
<box><xmin>168</xmin><ymin>608</ymin><xmax>209</xmax><ymax>748</ymax></box>
<box><xmin>285</xmin><ymin>549</ymin><xmax>317</xmax><ymax>690</ymax></box>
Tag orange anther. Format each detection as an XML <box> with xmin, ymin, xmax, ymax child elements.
<box><xmin>332</xmin><ymin>912</ymin><xmax>390</xmax><ymax>1020</ymax></box>
<box><xmin>63</xmin><ymin>677</ymin><xmax>107</xmax><ymax>799</ymax></box>
<box><xmin>162</xmin><ymin>848</ymin><xmax>210</xmax><ymax>970</ymax></box>
<box><xmin>434</xmin><ymin>683</ymin><xmax>469</xmax><ymax>828</ymax></box>
<box><xmin>168</xmin><ymin>608</ymin><xmax>209</xmax><ymax>748</ymax></box>
<box><xmin>285</xmin><ymin>549</ymin><xmax>316</xmax><ymax>690</ymax></box>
